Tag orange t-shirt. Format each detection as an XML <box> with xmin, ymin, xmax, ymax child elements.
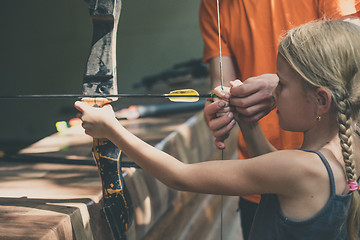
<box><xmin>200</xmin><ymin>0</ymin><xmax>360</xmax><ymax>203</ymax></box>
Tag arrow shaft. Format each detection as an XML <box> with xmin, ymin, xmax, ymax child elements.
<box><xmin>0</xmin><ymin>93</ymin><xmax>213</xmax><ymax>99</ymax></box>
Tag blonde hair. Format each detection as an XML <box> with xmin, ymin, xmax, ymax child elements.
<box><xmin>278</xmin><ymin>20</ymin><xmax>360</xmax><ymax>240</ymax></box>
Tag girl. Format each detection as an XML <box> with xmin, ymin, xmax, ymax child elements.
<box><xmin>75</xmin><ymin>20</ymin><xmax>360</xmax><ymax>239</ymax></box>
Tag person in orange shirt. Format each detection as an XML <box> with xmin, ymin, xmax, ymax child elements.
<box><xmin>199</xmin><ymin>1</ymin><xmax>360</xmax><ymax>239</ymax></box>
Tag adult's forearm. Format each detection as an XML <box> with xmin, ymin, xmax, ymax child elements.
<box><xmin>209</xmin><ymin>56</ymin><xmax>237</xmax><ymax>88</ymax></box>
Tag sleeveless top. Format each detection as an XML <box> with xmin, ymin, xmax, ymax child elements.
<box><xmin>248</xmin><ymin>150</ymin><xmax>352</xmax><ymax>240</ymax></box>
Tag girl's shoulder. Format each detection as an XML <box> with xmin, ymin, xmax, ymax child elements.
<box><xmin>276</xmin><ymin>149</ymin><xmax>347</xmax><ymax>196</ymax></box>
<box><xmin>244</xmin><ymin>150</ymin><xmax>330</xmax><ymax>195</ymax></box>
<box><xmin>260</xmin><ymin>149</ymin><xmax>326</xmax><ymax>170</ymax></box>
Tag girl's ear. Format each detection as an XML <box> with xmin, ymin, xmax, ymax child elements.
<box><xmin>315</xmin><ymin>87</ymin><xmax>332</xmax><ymax>115</ymax></box>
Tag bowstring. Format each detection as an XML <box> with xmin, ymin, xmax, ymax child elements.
<box><xmin>216</xmin><ymin>0</ymin><xmax>224</xmax><ymax>90</ymax></box>
<box><xmin>216</xmin><ymin>0</ymin><xmax>224</xmax><ymax>239</ymax></box>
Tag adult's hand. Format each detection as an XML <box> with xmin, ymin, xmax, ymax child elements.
<box><xmin>230</xmin><ymin>74</ymin><xmax>278</xmax><ymax>122</ymax></box>
<box><xmin>204</xmin><ymin>86</ymin><xmax>236</xmax><ymax>149</ymax></box>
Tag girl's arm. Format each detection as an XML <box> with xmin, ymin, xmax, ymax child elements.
<box><xmin>236</xmin><ymin>120</ymin><xmax>276</xmax><ymax>157</ymax></box>
<box><xmin>74</xmin><ymin>101</ymin><xmax>304</xmax><ymax>197</ymax></box>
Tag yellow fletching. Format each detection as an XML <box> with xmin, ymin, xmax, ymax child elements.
<box><xmin>166</xmin><ymin>89</ymin><xmax>200</xmax><ymax>102</ymax></box>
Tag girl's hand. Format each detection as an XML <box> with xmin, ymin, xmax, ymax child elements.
<box><xmin>74</xmin><ymin>101</ymin><xmax>119</xmax><ymax>139</ymax></box>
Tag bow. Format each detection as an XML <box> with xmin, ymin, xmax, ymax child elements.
<box><xmin>82</xmin><ymin>0</ymin><xmax>133</xmax><ymax>239</ymax></box>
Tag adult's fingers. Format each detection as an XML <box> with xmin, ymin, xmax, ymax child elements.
<box><xmin>230</xmin><ymin>90</ymin><xmax>273</xmax><ymax>109</ymax></box>
<box><xmin>211</xmin><ymin>118</ymin><xmax>235</xmax><ymax>139</ymax></box>
<box><xmin>230</xmin><ymin>79</ymin><xmax>257</xmax><ymax>97</ymax></box>
<box><xmin>230</xmin><ymin>74</ymin><xmax>278</xmax><ymax>98</ymax></box>
<box><xmin>208</xmin><ymin>112</ymin><xmax>234</xmax><ymax>132</ymax></box>
<box><xmin>204</xmin><ymin>100</ymin><xmax>228</xmax><ymax>121</ymax></box>
<box><xmin>215</xmin><ymin>138</ymin><xmax>226</xmax><ymax>150</ymax></box>
<box><xmin>213</xmin><ymin>123</ymin><xmax>233</xmax><ymax>150</ymax></box>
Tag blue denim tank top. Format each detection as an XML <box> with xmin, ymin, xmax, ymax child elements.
<box><xmin>248</xmin><ymin>150</ymin><xmax>352</xmax><ymax>240</ymax></box>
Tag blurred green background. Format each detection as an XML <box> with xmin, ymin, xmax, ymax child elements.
<box><xmin>0</xmin><ymin>0</ymin><xmax>205</xmax><ymax>150</ymax></box>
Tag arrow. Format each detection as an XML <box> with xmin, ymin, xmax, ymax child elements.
<box><xmin>0</xmin><ymin>89</ymin><xmax>216</xmax><ymax>102</ymax></box>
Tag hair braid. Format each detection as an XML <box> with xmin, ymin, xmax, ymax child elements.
<box><xmin>337</xmin><ymin>97</ymin><xmax>356</xmax><ymax>182</ymax></box>
<box><xmin>334</xmin><ymin>82</ymin><xmax>360</xmax><ymax>240</ymax></box>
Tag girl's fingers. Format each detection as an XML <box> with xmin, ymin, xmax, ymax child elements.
<box><xmin>74</xmin><ymin>101</ymin><xmax>88</xmax><ymax>113</ymax></box>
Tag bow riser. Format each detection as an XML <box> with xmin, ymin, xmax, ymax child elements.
<box><xmin>83</xmin><ymin>0</ymin><xmax>121</xmax><ymax>99</ymax></box>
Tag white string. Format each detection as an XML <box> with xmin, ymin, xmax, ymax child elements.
<box><xmin>216</xmin><ymin>1</ymin><xmax>224</xmax><ymax>239</ymax></box>
<box><xmin>216</xmin><ymin>0</ymin><xmax>224</xmax><ymax>90</ymax></box>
